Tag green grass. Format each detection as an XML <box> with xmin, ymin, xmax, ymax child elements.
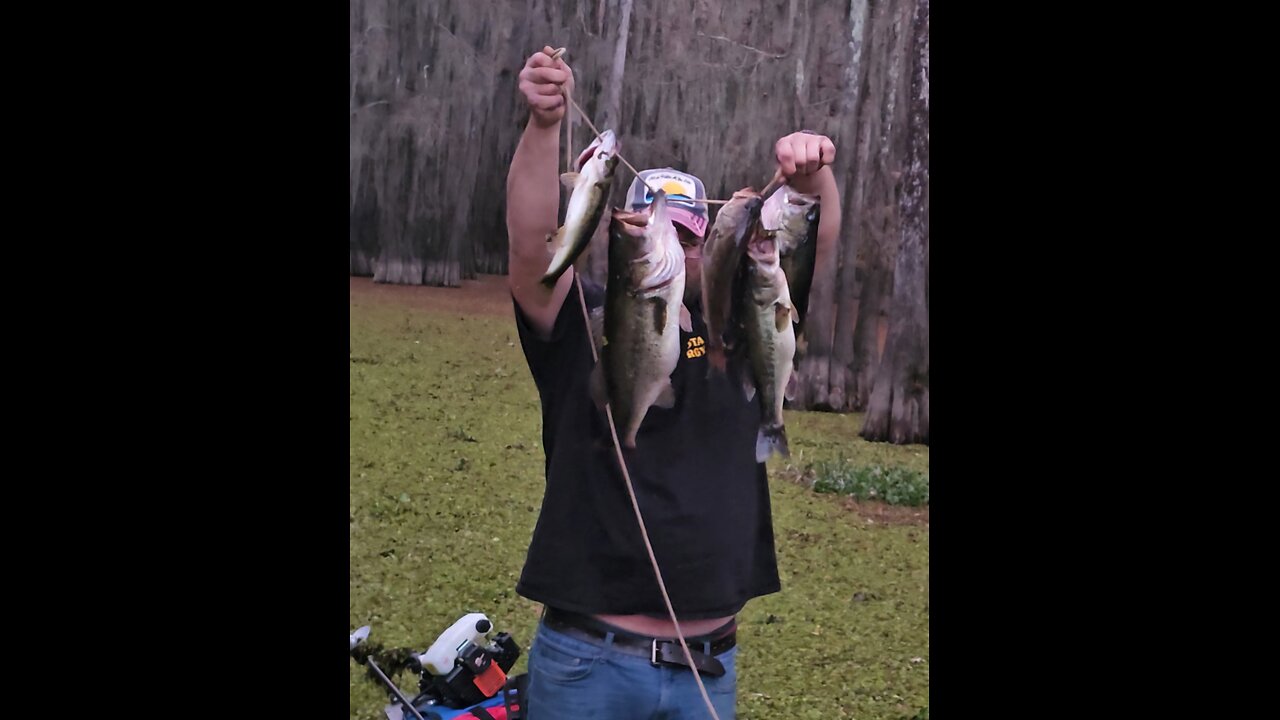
<box><xmin>812</xmin><ymin>463</ymin><xmax>930</xmax><ymax>507</ymax></box>
<box><xmin>350</xmin><ymin>288</ymin><xmax>929</xmax><ymax>719</ymax></box>
<box><xmin>783</xmin><ymin>410</ymin><xmax>929</xmax><ymax>477</ymax></box>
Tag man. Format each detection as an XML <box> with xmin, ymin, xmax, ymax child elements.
<box><xmin>506</xmin><ymin>46</ymin><xmax>840</xmax><ymax>719</ymax></box>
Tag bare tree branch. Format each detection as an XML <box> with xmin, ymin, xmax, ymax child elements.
<box><xmin>695</xmin><ymin>31</ymin><xmax>787</xmax><ymax>59</ymax></box>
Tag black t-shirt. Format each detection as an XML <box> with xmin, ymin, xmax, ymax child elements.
<box><xmin>513</xmin><ymin>277</ymin><xmax>780</xmax><ymax>619</ymax></box>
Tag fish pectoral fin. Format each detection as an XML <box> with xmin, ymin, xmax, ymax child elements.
<box><xmin>679</xmin><ymin>305</ymin><xmax>692</xmax><ymax>333</ymax></box>
<box><xmin>546</xmin><ymin>226</ymin><xmax>565</xmax><ymax>244</ymax></box>
<box><xmin>652</xmin><ymin>297</ymin><xmax>668</xmax><ymax>334</ymax></box>
<box><xmin>775</xmin><ymin>302</ymin><xmax>795</xmax><ymax>333</ymax></box>
<box><xmin>653</xmin><ymin>381</ymin><xmax>676</xmax><ymax>409</ymax></box>
<box><xmin>785</xmin><ymin>370</ymin><xmax>799</xmax><ymax>402</ymax></box>
<box><xmin>560</xmin><ymin>172</ymin><xmax>581</xmax><ymax>189</ymax></box>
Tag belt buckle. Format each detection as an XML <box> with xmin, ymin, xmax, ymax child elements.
<box><xmin>650</xmin><ymin>638</ymin><xmax>662</xmax><ymax>666</ymax></box>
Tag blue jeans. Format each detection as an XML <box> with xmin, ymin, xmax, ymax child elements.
<box><xmin>526</xmin><ymin>619</ymin><xmax>738</xmax><ymax>719</ymax></box>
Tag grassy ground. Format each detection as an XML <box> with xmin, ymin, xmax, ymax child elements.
<box><xmin>350</xmin><ymin>277</ymin><xmax>929</xmax><ymax>719</ymax></box>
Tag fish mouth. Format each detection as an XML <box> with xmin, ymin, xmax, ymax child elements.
<box><xmin>576</xmin><ymin>130</ymin><xmax>618</xmax><ymax>171</ymax></box>
<box><xmin>748</xmin><ymin>231</ymin><xmax>779</xmax><ymax>261</ymax></box>
<box><xmin>612</xmin><ymin>207</ymin><xmax>649</xmax><ymax>235</ymax></box>
<box><xmin>784</xmin><ymin>189</ymin><xmax>819</xmax><ymax>212</ymax></box>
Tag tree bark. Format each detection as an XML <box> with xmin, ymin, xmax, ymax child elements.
<box><xmin>849</xmin><ymin>0</ymin><xmax>913</xmax><ymax>410</ymax></box>
<box><xmin>824</xmin><ymin>0</ymin><xmax>870</xmax><ymax>412</ymax></box>
<box><xmin>862</xmin><ymin>0</ymin><xmax>928</xmax><ymax>445</ymax></box>
<box><xmin>587</xmin><ymin>0</ymin><xmax>634</xmax><ymax>287</ymax></box>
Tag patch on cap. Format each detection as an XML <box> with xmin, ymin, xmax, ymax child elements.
<box><xmin>627</xmin><ymin>168</ymin><xmax>709</xmax><ymax>237</ymax></box>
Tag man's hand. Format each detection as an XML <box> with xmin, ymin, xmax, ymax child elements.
<box><xmin>518</xmin><ymin>46</ymin><xmax>576</xmax><ymax>128</ymax></box>
<box><xmin>774</xmin><ymin>131</ymin><xmax>837</xmax><ymax>179</ymax></box>
<box><xmin>772</xmin><ymin>131</ymin><xmax>841</xmax><ymax>290</ymax></box>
